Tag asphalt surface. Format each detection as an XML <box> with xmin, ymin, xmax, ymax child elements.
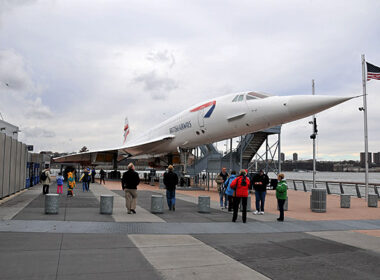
<box><xmin>0</xmin><ymin>182</ymin><xmax>379</xmax><ymax>280</ymax></box>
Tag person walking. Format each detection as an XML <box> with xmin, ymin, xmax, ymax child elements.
<box><xmin>163</xmin><ymin>165</ymin><xmax>179</xmax><ymax>211</ymax></box>
<box><xmin>230</xmin><ymin>169</ymin><xmax>250</xmax><ymax>223</ymax></box>
<box><xmin>216</xmin><ymin>167</ymin><xmax>229</xmax><ymax>209</ymax></box>
<box><xmin>91</xmin><ymin>167</ymin><xmax>96</xmax><ymax>183</ymax></box>
<box><xmin>252</xmin><ymin>169</ymin><xmax>269</xmax><ymax>215</ymax></box>
<box><xmin>41</xmin><ymin>164</ymin><xmax>51</xmax><ymax>195</ymax></box>
<box><xmin>79</xmin><ymin>168</ymin><xmax>90</xmax><ymax>192</ymax></box>
<box><xmin>276</xmin><ymin>173</ymin><xmax>288</xmax><ymax>222</ymax></box>
<box><xmin>224</xmin><ymin>170</ymin><xmax>237</xmax><ymax>212</ymax></box>
<box><xmin>67</xmin><ymin>171</ymin><xmax>76</xmax><ymax>197</ymax></box>
<box><xmin>121</xmin><ymin>163</ymin><xmax>140</xmax><ymax>214</ymax></box>
<box><xmin>87</xmin><ymin>168</ymin><xmax>91</xmax><ymax>190</ymax></box>
<box><xmin>99</xmin><ymin>169</ymin><xmax>106</xmax><ymax>184</ymax></box>
<box><xmin>56</xmin><ymin>172</ymin><xmax>64</xmax><ymax>194</ymax></box>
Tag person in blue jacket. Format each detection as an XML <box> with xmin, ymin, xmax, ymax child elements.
<box><xmin>223</xmin><ymin>170</ymin><xmax>237</xmax><ymax>212</ymax></box>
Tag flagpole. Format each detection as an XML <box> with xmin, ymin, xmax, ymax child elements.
<box><xmin>312</xmin><ymin>79</ymin><xmax>316</xmax><ymax>189</ymax></box>
<box><xmin>361</xmin><ymin>54</ymin><xmax>369</xmax><ymax>201</ymax></box>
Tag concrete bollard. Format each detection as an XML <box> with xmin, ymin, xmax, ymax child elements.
<box><xmin>150</xmin><ymin>177</ymin><xmax>155</xmax><ymax>186</ymax></box>
<box><xmin>340</xmin><ymin>194</ymin><xmax>351</xmax><ymax>208</ymax></box>
<box><xmin>151</xmin><ymin>195</ymin><xmax>164</xmax><ymax>213</ymax></box>
<box><xmin>100</xmin><ymin>195</ymin><xmax>114</xmax><ymax>214</ymax></box>
<box><xmin>45</xmin><ymin>194</ymin><xmax>59</xmax><ymax>214</ymax></box>
<box><xmin>368</xmin><ymin>194</ymin><xmax>378</xmax><ymax>207</ymax></box>
<box><xmin>277</xmin><ymin>197</ymin><xmax>288</xmax><ymax>211</ymax></box>
<box><xmin>310</xmin><ymin>188</ymin><xmax>326</xmax><ymax>213</ymax></box>
<box><xmin>240</xmin><ymin>196</ymin><xmax>251</xmax><ymax>212</ymax></box>
<box><xmin>198</xmin><ymin>196</ymin><xmax>210</xmax><ymax>213</ymax></box>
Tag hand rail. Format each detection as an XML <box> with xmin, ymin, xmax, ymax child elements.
<box><xmin>287</xmin><ymin>179</ymin><xmax>380</xmax><ymax>199</ymax></box>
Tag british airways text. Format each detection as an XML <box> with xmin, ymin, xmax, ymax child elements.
<box><xmin>169</xmin><ymin>121</ymin><xmax>192</xmax><ymax>134</ymax></box>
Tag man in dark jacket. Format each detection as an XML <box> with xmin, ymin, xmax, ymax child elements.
<box><xmin>121</xmin><ymin>163</ymin><xmax>140</xmax><ymax>214</ymax></box>
<box><xmin>251</xmin><ymin>169</ymin><xmax>269</xmax><ymax>215</ymax></box>
<box><xmin>163</xmin><ymin>165</ymin><xmax>179</xmax><ymax>211</ymax></box>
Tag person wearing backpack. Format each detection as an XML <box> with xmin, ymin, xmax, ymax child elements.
<box><xmin>56</xmin><ymin>172</ymin><xmax>64</xmax><ymax>194</ymax></box>
<box><xmin>230</xmin><ymin>169</ymin><xmax>250</xmax><ymax>223</ymax></box>
<box><xmin>79</xmin><ymin>168</ymin><xmax>90</xmax><ymax>192</ymax></box>
<box><xmin>224</xmin><ymin>170</ymin><xmax>237</xmax><ymax>212</ymax></box>
<box><xmin>41</xmin><ymin>164</ymin><xmax>51</xmax><ymax>195</ymax></box>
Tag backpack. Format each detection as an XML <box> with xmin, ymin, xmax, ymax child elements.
<box><xmin>57</xmin><ymin>176</ymin><xmax>63</xmax><ymax>185</ymax></box>
<box><xmin>40</xmin><ymin>171</ymin><xmax>47</xmax><ymax>181</ymax></box>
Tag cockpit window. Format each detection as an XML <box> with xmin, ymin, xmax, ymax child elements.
<box><xmin>238</xmin><ymin>95</ymin><xmax>244</xmax><ymax>101</ymax></box>
<box><xmin>232</xmin><ymin>95</ymin><xmax>239</xmax><ymax>102</ymax></box>
<box><xmin>247</xmin><ymin>91</ymin><xmax>269</xmax><ymax>99</ymax></box>
<box><xmin>246</xmin><ymin>94</ymin><xmax>257</xmax><ymax>100</ymax></box>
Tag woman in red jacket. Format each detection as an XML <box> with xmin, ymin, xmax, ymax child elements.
<box><xmin>230</xmin><ymin>169</ymin><xmax>250</xmax><ymax>223</ymax></box>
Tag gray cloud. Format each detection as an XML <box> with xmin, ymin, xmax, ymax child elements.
<box><xmin>1</xmin><ymin>0</ymin><xmax>380</xmax><ymax>158</ymax></box>
<box><xmin>22</xmin><ymin>127</ymin><xmax>56</xmax><ymax>138</ymax></box>
<box><xmin>147</xmin><ymin>50</ymin><xmax>175</xmax><ymax>68</ymax></box>
<box><xmin>0</xmin><ymin>50</ymin><xmax>37</xmax><ymax>92</ymax></box>
<box><xmin>133</xmin><ymin>71</ymin><xmax>178</xmax><ymax>92</ymax></box>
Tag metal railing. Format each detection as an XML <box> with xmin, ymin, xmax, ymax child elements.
<box><xmin>287</xmin><ymin>179</ymin><xmax>380</xmax><ymax>198</ymax></box>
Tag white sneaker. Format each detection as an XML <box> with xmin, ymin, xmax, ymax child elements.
<box><xmin>253</xmin><ymin>210</ymin><xmax>259</xmax><ymax>215</ymax></box>
<box><xmin>259</xmin><ymin>211</ymin><xmax>264</xmax><ymax>215</ymax></box>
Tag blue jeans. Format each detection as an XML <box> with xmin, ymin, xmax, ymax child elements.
<box><xmin>166</xmin><ymin>190</ymin><xmax>176</xmax><ymax>210</ymax></box>
<box><xmin>82</xmin><ymin>182</ymin><xmax>88</xmax><ymax>192</ymax></box>
<box><xmin>219</xmin><ymin>192</ymin><xmax>228</xmax><ymax>207</ymax></box>
<box><xmin>255</xmin><ymin>191</ymin><xmax>266</xmax><ymax>211</ymax></box>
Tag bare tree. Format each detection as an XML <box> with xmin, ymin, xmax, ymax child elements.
<box><xmin>79</xmin><ymin>146</ymin><xmax>89</xmax><ymax>153</ymax></box>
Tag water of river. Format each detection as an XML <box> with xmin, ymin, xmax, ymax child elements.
<box><xmin>268</xmin><ymin>171</ymin><xmax>380</xmax><ymax>184</ymax></box>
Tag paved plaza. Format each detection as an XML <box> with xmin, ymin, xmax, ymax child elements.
<box><xmin>0</xmin><ymin>181</ymin><xmax>379</xmax><ymax>279</ymax></box>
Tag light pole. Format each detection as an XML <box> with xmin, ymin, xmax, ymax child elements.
<box><xmin>310</xmin><ymin>80</ymin><xmax>318</xmax><ymax>189</ymax></box>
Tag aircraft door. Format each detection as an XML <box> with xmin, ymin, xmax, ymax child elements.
<box><xmin>198</xmin><ymin>108</ymin><xmax>205</xmax><ymax>128</ymax></box>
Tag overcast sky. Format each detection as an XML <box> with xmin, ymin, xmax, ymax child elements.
<box><xmin>0</xmin><ymin>0</ymin><xmax>380</xmax><ymax>161</ymax></box>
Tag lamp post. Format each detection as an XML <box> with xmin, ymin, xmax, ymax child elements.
<box><xmin>310</xmin><ymin>79</ymin><xmax>317</xmax><ymax>189</ymax></box>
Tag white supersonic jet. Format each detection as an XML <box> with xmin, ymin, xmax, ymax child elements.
<box><xmin>54</xmin><ymin>91</ymin><xmax>353</xmax><ymax>165</ymax></box>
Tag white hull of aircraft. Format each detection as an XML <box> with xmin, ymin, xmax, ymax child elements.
<box><xmin>54</xmin><ymin>91</ymin><xmax>353</xmax><ymax>164</ymax></box>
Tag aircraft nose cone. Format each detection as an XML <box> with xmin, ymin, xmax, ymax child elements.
<box><xmin>286</xmin><ymin>95</ymin><xmax>352</xmax><ymax>119</ymax></box>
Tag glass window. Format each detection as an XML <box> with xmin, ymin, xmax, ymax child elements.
<box><xmin>238</xmin><ymin>95</ymin><xmax>244</xmax><ymax>102</ymax></box>
<box><xmin>232</xmin><ymin>95</ymin><xmax>239</xmax><ymax>102</ymax></box>
<box><xmin>246</xmin><ymin>94</ymin><xmax>257</xmax><ymax>100</ymax></box>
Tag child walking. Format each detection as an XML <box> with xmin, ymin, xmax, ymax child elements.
<box><xmin>56</xmin><ymin>172</ymin><xmax>64</xmax><ymax>194</ymax></box>
<box><xmin>67</xmin><ymin>172</ymin><xmax>76</xmax><ymax>197</ymax></box>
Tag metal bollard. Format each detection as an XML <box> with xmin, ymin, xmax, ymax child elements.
<box><xmin>310</xmin><ymin>188</ymin><xmax>326</xmax><ymax>213</ymax></box>
<box><xmin>151</xmin><ymin>195</ymin><xmax>164</xmax><ymax>213</ymax></box>
<box><xmin>277</xmin><ymin>197</ymin><xmax>288</xmax><ymax>211</ymax></box>
<box><xmin>198</xmin><ymin>196</ymin><xmax>210</xmax><ymax>213</ymax></box>
<box><xmin>340</xmin><ymin>194</ymin><xmax>351</xmax><ymax>208</ymax></box>
<box><xmin>45</xmin><ymin>194</ymin><xmax>59</xmax><ymax>214</ymax></box>
<box><xmin>159</xmin><ymin>177</ymin><xmax>165</xmax><ymax>189</ymax></box>
<box><xmin>100</xmin><ymin>195</ymin><xmax>114</xmax><ymax>214</ymax></box>
<box><xmin>368</xmin><ymin>194</ymin><xmax>378</xmax><ymax>207</ymax></box>
<box><xmin>240</xmin><ymin>196</ymin><xmax>251</xmax><ymax>212</ymax></box>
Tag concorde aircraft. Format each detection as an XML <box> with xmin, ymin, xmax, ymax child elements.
<box><xmin>54</xmin><ymin>91</ymin><xmax>352</xmax><ymax>165</ymax></box>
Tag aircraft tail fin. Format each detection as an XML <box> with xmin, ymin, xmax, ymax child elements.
<box><xmin>123</xmin><ymin>117</ymin><xmax>131</xmax><ymax>144</ymax></box>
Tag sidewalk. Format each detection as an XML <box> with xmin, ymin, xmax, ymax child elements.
<box><xmin>0</xmin><ymin>181</ymin><xmax>378</xmax><ymax>280</ymax></box>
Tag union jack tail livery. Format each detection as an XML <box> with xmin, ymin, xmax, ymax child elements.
<box><xmin>123</xmin><ymin>117</ymin><xmax>130</xmax><ymax>144</ymax></box>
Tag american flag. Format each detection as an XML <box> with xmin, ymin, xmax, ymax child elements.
<box><xmin>367</xmin><ymin>62</ymin><xmax>380</xmax><ymax>81</ymax></box>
